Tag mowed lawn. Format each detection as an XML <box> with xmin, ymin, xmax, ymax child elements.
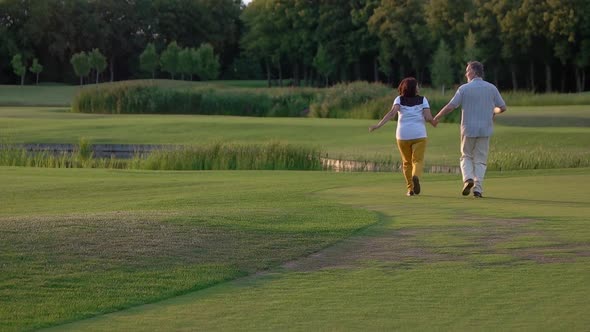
<box><xmin>1</xmin><ymin>106</ymin><xmax>589</xmax><ymax>167</ymax></box>
<box><xmin>34</xmin><ymin>168</ymin><xmax>590</xmax><ymax>331</ymax></box>
<box><xmin>1</xmin><ymin>85</ymin><xmax>589</xmax><ymax>330</ymax></box>
<box><xmin>0</xmin><ymin>167</ymin><xmax>380</xmax><ymax>331</ymax></box>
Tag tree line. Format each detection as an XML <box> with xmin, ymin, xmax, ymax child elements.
<box><xmin>1</xmin><ymin>0</ymin><xmax>589</xmax><ymax>92</ymax></box>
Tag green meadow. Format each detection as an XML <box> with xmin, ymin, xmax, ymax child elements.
<box><xmin>1</xmin><ymin>81</ymin><xmax>589</xmax><ymax>331</ymax></box>
<box><xmin>1</xmin><ymin>105</ymin><xmax>589</xmax><ymax>169</ymax></box>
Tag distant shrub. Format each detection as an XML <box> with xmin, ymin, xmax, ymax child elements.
<box><xmin>72</xmin><ymin>80</ymin><xmax>460</xmax><ymax>122</ymax></box>
<box><xmin>309</xmin><ymin>81</ymin><xmax>391</xmax><ymax>118</ymax></box>
<box><xmin>72</xmin><ymin>82</ymin><xmax>316</xmax><ymax>117</ymax></box>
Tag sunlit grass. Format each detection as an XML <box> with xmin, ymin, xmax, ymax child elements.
<box><xmin>1</xmin><ymin>106</ymin><xmax>588</xmax><ymax>169</ymax></box>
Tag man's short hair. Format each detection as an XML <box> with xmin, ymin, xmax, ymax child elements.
<box><xmin>467</xmin><ymin>61</ymin><xmax>484</xmax><ymax>77</ymax></box>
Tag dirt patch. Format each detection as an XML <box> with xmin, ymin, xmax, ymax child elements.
<box><xmin>283</xmin><ymin>215</ymin><xmax>589</xmax><ymax>272</ymax></box>
<box><xmin>0</xmin><ymin>212</ymin><xmax>311</xmax><ymax>271</ymax></box>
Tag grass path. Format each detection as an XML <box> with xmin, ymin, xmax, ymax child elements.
<box><xmin>49</xmin><ymin>169</ymin><xmax>590</xmax><ymax>331</ymax></box>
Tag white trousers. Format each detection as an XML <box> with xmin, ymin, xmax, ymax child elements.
<box><xmin>460</xmin><ymin>136</ymin><xmax>490</xmax><ymax>193</ymax></box>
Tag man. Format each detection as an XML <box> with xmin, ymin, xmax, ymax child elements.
<box><xmin>433</xmin><ymin>61</ymin><xmax>507</xmax><ymax>198</ymax></box>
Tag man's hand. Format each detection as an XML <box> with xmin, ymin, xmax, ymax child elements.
<box><xmin>369</xmin><ymin>125</ymin><xmax>379</xmax><ymax>132</ymax></box>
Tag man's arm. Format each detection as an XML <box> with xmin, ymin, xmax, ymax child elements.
<box><xmin>494</xmin><ymin>105</ymin><xmax>507</xmax><ymax>114</ymax></box>
<box><xmin>433</xmin><ymin>103</ymin><xmax>457</xmax><ymax>124</ymax></box>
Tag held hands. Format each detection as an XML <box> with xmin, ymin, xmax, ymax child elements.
<box><xmin>368</xmin><ymin>125</ymin><xmax>379</xmax><ymax>132</ymax></box>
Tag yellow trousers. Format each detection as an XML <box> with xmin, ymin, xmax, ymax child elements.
<box><xmin>396</xmin><ymin>138</ymin><xmax>427</xmax><ymax>191</ymax></box>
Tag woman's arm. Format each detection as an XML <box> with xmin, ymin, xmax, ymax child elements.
<box><xmin>422</xmin><ymin>108</ymin><xmax>436</xmax><ymax>126</ymax></box>
<box><xmin>369</xmin><ymin>105</ymin><xmax>399</xmax><ymax>132</ymax></box>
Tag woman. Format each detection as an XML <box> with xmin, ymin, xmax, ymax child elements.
<box><xmin>369</xmin><ymin>77</ymin><xmax>436</xmax><ymax>196</ymax></box>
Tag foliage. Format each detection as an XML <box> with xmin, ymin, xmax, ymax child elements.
<box><xmin>463</xmin><ymin>29</ymin><xmax>481</xmax><ymax>64</ymax></box>
<box><xmin>29</xmin><ymin>58</ymin><xmax>43</xmax><ymax>84</ymax></box>
<box><xmin>2</xmin><ymin>0</ymin><xmax>590</xmax><ymax>91</ymax></box>
<box><xmin>160</xmin><ymin>41</ymin><xmax>181</xmax><ymax>79</ymax></box>
<box><xmin>312</xmin><ymin>44</ymin><xmax>335</xmax><ymax>85</ymax></box>
<box><xmin>431</xmin><ymin>40</ymin><xmax>454</xmax><ymax>94</ymax></box>
<box><xmin>309</xmin><ymin>81</ymin><xmax>390</xmax><ymax>118</ymax></box>
<box><xmin>139</xmin><ymin>43</ymin><xmax>159</xmax><ymax>79</ymax></box>
<box><xmin>178</xmin><ymin>48</ymin><xmax>192</xmax><ymax>80</ymax></box>
<box><xmin>194</xmin><ymin>43</ymin><xmax>220</xmax><ymax>81</ymax></box>
<box><xmin>71</xmin><ymin>81</ymin><xmax>317</xmax><ymax>117</ymax></box>
<box><xmin>70</xmin><ymin>52</ymin><xmax>91</xmax><ymax>85</ymax></box>
<box><xmin>88</xmin><ymin>48</ymin><xmax>107</xmax><ymax>84</ymax></box>
<box><xmin>10</xmin><ymin>54</ymin><xmax>26</xmax><ymax>85</ymax></box>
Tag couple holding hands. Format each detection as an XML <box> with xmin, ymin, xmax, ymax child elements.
<box><xmin>369</xmin><ymin>61</ymin><xmax>507</xmax><ymax>198</ymax></box>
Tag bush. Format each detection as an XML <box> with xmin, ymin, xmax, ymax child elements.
<box><xmin>72</xmin><ymin>80</ymin><xmax>461</xmax><ymax>122</ymax></box>
<box><xmin>72</xmin><ymin>82</ymin><xmax>316</xmax><ymax>117</ymax></box>
<box><xmin>308</xmin><ymin>81</ymin><xmax>391</xmax><ymax>118</ymax></box>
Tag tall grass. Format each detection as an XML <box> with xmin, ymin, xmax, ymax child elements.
<box><xmin>132</xmin><ymin>142</ymin><xmax>322</xmax><ymax>171</ymax></box>
<box><xmin>71</xmin><ymin>81</ymin><xmax>461</xmax><ymax>122</ymax></box>
<box><xmin>72</xmin><ymin>82</ymin><xmax>317</xmax><ymax>117</ymax></box>
<box><xmin>308</xmin><ymin>82</ymin><xmax>391</xmax><ymax>118</ymax></box>
<box><xmin>502</xmin><ymin>91</ymin><xmax>590</xmax><ymax>106</ymax></box>
<box><xmin>0</xmin><ymin>141</ymin><xmax>323</xmax><ymax>171</ymax></box>
<box><xmin>488</xmin><ymin>147</ymin><xmax>590</xmax><ymax>171</ymax></box>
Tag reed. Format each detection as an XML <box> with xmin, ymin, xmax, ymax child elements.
<box><xmin>132</xmin><ymin>142</ymin><xmax>323</xmax><ymax>171</ymax></box>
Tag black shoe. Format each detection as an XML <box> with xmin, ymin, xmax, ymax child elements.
<box><xmin>462</xmin><ymin>179</ymin><xmax>474</xmax><ymax>196</ymax></box>
<box><xmin>412</xmin><ymin>176</ymin><xmax>421</xmax><ymax>195</ymax></box>
<box><xmin>406</xmin><ymin>191</ymin><xmax>415</xmax><ymax>196</ymax></box>
<box><xmin>473</xmin><ymin>191</ymin><xmax>483</xmax><ymax>198</ymax></box>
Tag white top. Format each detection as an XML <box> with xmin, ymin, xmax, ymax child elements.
<box><xmin>449</xmin><ymin>78</ymin><xmax>506</xmax><ymax>137</ymax></box>
<box><xmin>393</xmin><ymin>95</ymin><xmax>430</xmax><ymax>140</ymax></box>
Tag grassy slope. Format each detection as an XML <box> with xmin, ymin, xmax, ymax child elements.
<box><xmin>1</xmin><ymin>106</ymin><xmax>589</xmax><ymax>166</ymax></box>
<box><xmin>0</xmin><ymin>81</ymin><xmax>270</xmax><ymax>107</ymax></box>
<box><xmin>49</xmin><ymin>168</ymin><xmax>590</xmax><ymax>331</ymax></box>
<box><xmin>0</xmin><ymin>168</ymin><xmax>379</xmax><ymax>331</ymax></box>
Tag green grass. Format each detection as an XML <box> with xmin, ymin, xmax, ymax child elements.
<box><xmin>0</xmin><ymin>80</ymin><xmax>282</xmax><ymax>107</ymax></box>
<box><xmin>0</xmin><ymin>141</ymin><xmax>323</xmax><ymax>171</ymax></box>
<box><xmin>0</xmin><ymin>168</ymin><xmax>379</xmax><ymax>331</ymax></box>
<box><xmin>1</xmin><ymin>105</ymin><xmax>588</xmax><ymax>169</ymax></box>
<box><xmin>32</xmin><ymin>168</ymin><xmax>589</xmax><ymax>331</ymax></box>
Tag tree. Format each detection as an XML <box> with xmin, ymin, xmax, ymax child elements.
<box><xmin>369</xmin><ymin>0</ymin><xmax>432</xmax><ymax>82</ymax></box>
<box><xmin>29</xmin><ymin>58</ymin><xmax>43</xmax><ymax>85</ymax></box>
<box><xmin>70</xmin><ymin>52</ymin><xmax>91</xmax><ymax>86</ymax></box>
<box><xmin>178</xmin><ymin>48</ymin><xmax>192</xmax><ymax>80</ymax></box>
<box><xmin>139</xmin><ymin>43</ymin><xmax>159</xmax><ymax>79</ymax></box>
<box><xmin>425</xmin><ymin>0</ymin><xmax>472</xmax><ymax>69</ymax></box>
<box><xmin>88</xmin><ymin>48</ymin><xmax>107</xmax><ymax>84</ymax></box>
<box><xmin>315</xmin><ymin>1</ymin><xmax>355</xmax><ymax>82</ymax></box>
<box><xmin>195</xmin><ymin>43</ymin><xmax>220</xmax><ymax>81</ymax></box>
<box><xmin>241</xmin><ymin>0</ymin><xmax>280</xmax><ymax>87</ymax></box>
<box><xmin>350</xmin><ymin>0</ymin><xmax>380</xmax><ymax>81</ymax></box>
<box><xmin>431</xmin><ymin>40</ymin><xmax>454</xmax><ymax>95</ymax></box>
<box><xmin>463</xmin><ymin>30</ymin><xmax>481</xmax><ymax>64</ymax></box>
<box><xmin>160</xmin><ymin>41</ymin><xmax>181</xmax><ymax>79</ymax></box>
<box><xmin>573</xmin><ymin>0</ymin><xmax>590</xmax><ymax>92</ymax></box>
<box><xmin>313</xmin><ymin>44</ymin><xmax>335</xmax><ymax>86</ymax></box>
<box><xmin>471</xmin><ymin>0</ymin><xmax>504</xmax><ymax>86</ymax></box>
<box><xmin>11</xmin><ymin>54</ymin><xmax>27</xmax><ymax>85</ymax></box>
